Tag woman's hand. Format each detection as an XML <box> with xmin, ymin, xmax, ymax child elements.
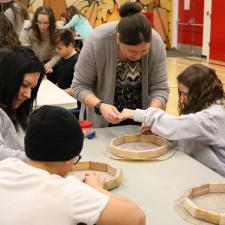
<box><xmin>100</xmin><ymin>103</ymin><xmax>122</xmax><ymax>124</ymax></box>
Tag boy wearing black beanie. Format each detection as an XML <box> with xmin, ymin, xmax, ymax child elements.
<box><xmin>0</xmin><ymin>105</ymin><xmax>145</xmax><ymax>225</ymax></box>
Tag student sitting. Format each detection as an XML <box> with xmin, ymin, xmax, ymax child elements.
<box><xmin>53</xmin><ymin>29</ymin><xmax>79</xmax><ymax>95</ymax></box>
<box><xmin>121</xmin><ymin>64</ymin><xmax>225</xmax><ymax>177</ymax></box>
<box><xmin>0</xmin><ymin>105</ymin><xmax>146</xmax><ymax>225</ymax></box>
<box><xmin>0</xmin><ymin>46</ymin><xmax>44</xmax><ymax>160</ymax></box>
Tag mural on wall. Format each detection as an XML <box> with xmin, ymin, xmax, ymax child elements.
<box><xmin>21</xmin><ymin>0</ymin><xmax>173</xmax><ymax>47</ymax></box>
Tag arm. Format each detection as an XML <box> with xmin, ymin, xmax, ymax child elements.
<box><xmin>148</xmin><ymin>32</ymin><xmax>169</xmax><ymax>109</ymax></box>
<box><xmin>19</xmin><ymin>28</ymin><xmax>32</xmax><ymax>47</ymax></box>
<box><xmin>121</xmin><ymin>107</ymin><xmax>218</xmax><ymax>142</ymax></box>
<box><xmin>0</xmin><ymin>145</ymin><xmax>26</xmax><ymax>161</ymax></box>
<box><xmin>134</xmin><ymin>107</ymin><xmax>217</xmax><ymax>142</ymax></box>
<box><xmin>71</xmin><ymin>38</ymin><xmax>121</xmax><ymax>124</ymax></box>
<box><xmin>84</xmin><ymin>172</ymin><xmax>146</xmax><ymax>225</ymax></box>
<box><xmin>0</xmin><ymin>113</ymin><xmax>27</xmax><ymax>161</ymax></box>
<box><xmin>64</xmin><ymin>15</ymin><xmax>79</xmax><ymax>29</ymax></box>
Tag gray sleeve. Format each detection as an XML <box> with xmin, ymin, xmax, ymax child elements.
<box><xmin>0</xmin><ymin>130</ymin><xmax>26</xmax><ymax>161</ymax></box>
<box><xmin>148</xmin><ymin>32</ymin><xmax>169</xmax><ymax>105</ymax></box>
<box><xmin>71</xmin><ymin>40</ymin><xmax>97</xmax><ymax>102</ymax></box>
<box><xmin>134</xmin><ymin>108</ymin><xmax>217</xmax><ymax>142</ymax></box>
<box><xmin>19</xmin><ymin>28</ymin><xmax>32</xmax><ymax>47</ymax></box>
<box><xmin>0</xmin><ymin>145</ymin><xmax>26</xmax><ymax>161</ymax></box>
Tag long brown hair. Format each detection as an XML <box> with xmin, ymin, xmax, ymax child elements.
<box><xmin>0</xmin><ymin>13</ymin><xmax>20</xmax><ymax>48</ymax></box>
<box><xmin>66</xmin><ymin>5</ymin><xmax>85</xmax><ymax>20</ymax></box>
<box><xmin>31</xmin><ymin>5</ymin><xmax>56</xmax><ymax>46</ymax></box>
<box><xmin>177</xmin><ymin>64</ymin><xmax>225</xmax><ymax>115</ymax></box>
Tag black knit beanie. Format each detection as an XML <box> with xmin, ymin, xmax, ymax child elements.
<box><xmin>25</xmin><ymin>105</ymin><xmax>84</xmax><ymax>161</ymax></box>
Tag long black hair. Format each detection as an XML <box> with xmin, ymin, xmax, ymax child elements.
<box><xmin>177</xmin><ymin>64</ymin><xmax>225</xmax><ymax>115</ymax></box>
<box><xmin>0</xmin><ymin>46</ymin><xmax>45</xmax><ymax>130</ymax></box>
<box><xmin>117</xmin><ymin>2</ymin><xmax>152</xmax><ymax>45</ymax></box>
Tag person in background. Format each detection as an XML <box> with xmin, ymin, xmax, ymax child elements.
<box><xmin>0</xmin><ymin>13</ymin><xmax>20</xmax><ymax>48</ymax></box>
<box><xmin>0</xmin><ymin>105</ymin><xmax>146</xmax><ymax>225</ymax></box>
<box><xmin>60</xmin><ymin>11</ymin><xmax>69</xmax><ymax>25</ymax></box>
<box><xmin>64</xmin><ymin>5</ymin><xmax>93</xmax><ymax>43</ymax></box>
<box><xmin>56</xmin><ymin>11</ymin><xmax>69</xmax><ymax>29</ymax></box>
<box><xmin>53</xmin><ymin>29</ymin><xmax>79</xmax><ymax>95</ymax></box>
<box><xmin>0</xmin><ymin>46</ymin><xmax>44</xmax><ymax>161</ymax></box>
<box><xmin>20</xmin><ymin>5</ymin><xmax>60</xmax><ymax>75</ymax></box>
<box><xmin>71</xmin><ymin>2</ymin><xmax>169</xmax><ymax>128</ymax></box>
<box><xmin>121</xmin><ymin>64</ymin><xmax>225</xmax><ymax>177</ymax></box>
<box><xmin>0</xmin><ymin>0</ymin><xmax>28</xmax><ymax>36</ymax></box>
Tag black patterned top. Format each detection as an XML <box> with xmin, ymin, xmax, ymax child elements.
<box><xmin>114</xmin><ymin>60</ymin><xmax>142</xmax><ymax>112</ymax></box>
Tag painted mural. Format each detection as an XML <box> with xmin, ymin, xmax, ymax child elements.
<box><xmin>19</xmin><ymin>0</ymin><xmax>173</xmax><ymax>47</ymax></box>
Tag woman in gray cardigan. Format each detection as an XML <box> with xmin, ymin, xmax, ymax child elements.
<box><xmin>121</xmin><ymin>64</ymin><xmax>225</xmax><ymax>177</ymax></box>
<box><xmin>71</xmin><ymin>2</ymin><xmax>169</xmax><ymax>127</ymax></box>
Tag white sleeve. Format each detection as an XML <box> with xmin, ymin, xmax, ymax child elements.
<box><xmin>134</xmin><ymin>107</ymin><xmax>218</xmax><ymax>143</ymax></box>
<box><xmin>71</xmin><ymin>178</ymin><xmax>109</xmax><ymax>225</ymax></box>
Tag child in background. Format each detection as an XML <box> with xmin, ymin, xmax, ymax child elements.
<box><xmin>0</xmin><ymin>105</ymin><xmax>146</xmax><ymax>225</ymax></box>
<box><xmin>54</xmin><ymin>29</ymin><xmax>79</xmax><ymax>95</ymax></box>
<box><xmin>64</xmin><ymin>5</ymin><xmax>93</xmax><ymax>43</ymax></box>
<box><xmin>121</xmin><ymin>64</ymin><xmax>225</xmax><ymax>177</ymax></box>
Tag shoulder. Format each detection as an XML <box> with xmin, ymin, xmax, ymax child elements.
<box><xmin>0</xmin><ymin>108</ymin><xmax>13</xmax><ymax>130</ymax></box>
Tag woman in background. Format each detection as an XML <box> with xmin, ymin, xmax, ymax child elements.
<box><xmin>0</xmin><ymin>0</ymin><xmax>28</xmax><ymax>36</ymax></box>
<box><xmin>64</xmin><ymin>5</ymin><xmax>93</xmax><ymax>43</ymax></box>
<box><xmin>0</xmin><ymin>13</ymin><xmax>20</xmax><ymax>48</ymax></box>
<box><xmin>0</xmin><ymin>46</ymin><xmax>44</xmax><ymax>160</ymax></box>
<box><xmin>121</xmin><ymin>64</ymin><xmax>225</xmax><ymax>177</ymax></box>
<box><xmin>20</xmin><ymin>5</ymin><xmax>60</xmax><ymax>74</ymax></box>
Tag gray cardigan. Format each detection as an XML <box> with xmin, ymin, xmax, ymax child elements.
<box><xmin>134</xmin><ymin>105</ymin><xmax>225</xmax><ymax>177</ymax></box>
<box><xmin>0</xmin><ymin>108</ymin><xmax>26</xmax><ymax>161</ymax></box>
<box><xmin>72</xmin><ymin>22</ymin><xmax>169</xmax><ymax>127</ymax></box>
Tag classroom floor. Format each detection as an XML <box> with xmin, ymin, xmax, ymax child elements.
<box><xmin>166</xmin><ymin>57</ymin><xmax>225</xmax><ymax>116</ymax></box>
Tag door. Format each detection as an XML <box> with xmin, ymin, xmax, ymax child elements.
<box><xmin>210</xmin><ymin>1</ymin><xmax>225</xmax><ymax>62</ymax></box>
<box><xmin>177</xmin><ymin>0</ymin><xmax>204</xmax><ymax>55</ymax></box>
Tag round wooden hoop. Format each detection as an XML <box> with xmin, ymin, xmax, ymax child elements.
<box><xmin>71</xmin><ymin>161</ymin><xmax>122</xmax><ymax>190</ymax></box>
<box><xmin>182</xmin><ymin>183</ymin><xmax>225</xmax><ymax>225</ymax></box>
<box><xmin>109</xmin><ymin>134</ymin><xmax>168</xmax><ymax>159</ymax></box>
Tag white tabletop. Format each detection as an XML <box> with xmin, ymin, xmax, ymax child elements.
<box><xmin>36</xmin><ymin>79</ymin><xmax>77</xmax><ymax>109</ymax></box>
<box><xmin>81</xmin><ymin>125</ymin><xmax>225</xmax><ymax>225</ymax></box>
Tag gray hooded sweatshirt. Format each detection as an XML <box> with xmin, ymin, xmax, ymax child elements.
<box><xmin>134</xmin><ymin>104</ymin><xmax>225</xmax><ymax>177</ymax></box>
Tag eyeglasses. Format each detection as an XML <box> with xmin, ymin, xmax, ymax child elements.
<box><xmin>72</xmin><ymin>154</ymin><xmax>82</xmax><ymax>164</ymax></box>
<box><xmin>36</xmin><ymin>21</ymin><xmax>49</xmax><ymax>26</ymax></box>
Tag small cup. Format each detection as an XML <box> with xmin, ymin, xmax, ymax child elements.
<box><xmin>79</xmin><ymin>120</ymin><xmax>93</xmax><ymax>137</ymax></box>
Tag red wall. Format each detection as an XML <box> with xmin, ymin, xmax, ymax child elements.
<box><xmin>210</xmin><ymin>1</ymin><xmax>225</xmax><ymax>61</ymax></box>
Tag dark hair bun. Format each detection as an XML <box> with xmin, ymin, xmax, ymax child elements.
<box><xmin>119</xmin><ymin>2</ymin><xmax>141</xmax><ymax>18</ymax></box>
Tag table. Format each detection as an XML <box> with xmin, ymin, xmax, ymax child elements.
<box><xmin>81</xmin><ymin>125</ymin><xmax>225</xmax><ymax>225</ymax></box>
<box><xmin>36</xmin><ymin>79</ymin><xmax>77</xmax><ymax>109</ymax></box>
